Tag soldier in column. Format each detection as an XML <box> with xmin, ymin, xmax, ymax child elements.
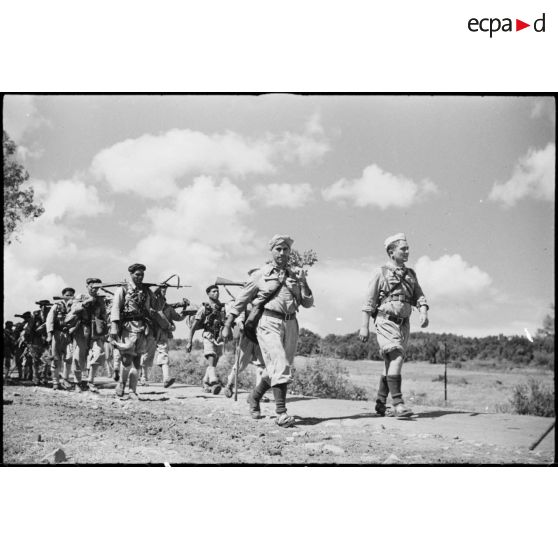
<box><xmin>66</xmin><ymin>278</ymin><xmax>108</xmax><ymax>392</ymax></box>
<box><xmin>222</xmin><ymin>235</ymin><xmax>314</xmax><ymax>427</ymax></box>
<box><xmin>109</xmin><ymin>263</ymin><xmax>153</xmax><ymax>398</ymax></box>
<box><xmin>46</xmin><ymin>287</ymin><xmax>75</xmax><ymax>390</ymax></box>
<box><xmin>186</xmin><ymin>285</ymin><xmax>227</xmax><ymax>394</ymax></box>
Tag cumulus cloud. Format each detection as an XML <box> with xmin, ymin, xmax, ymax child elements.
<box><xmin>32</xmin><ymin>178</ymin><xmax>110</xmax><ymax>222</ymax></box>
<box><xmin>415</xmin><ymin>254</ymin><xmax>493</xmax><ymax>303</ymax></box>
<box><xmin>322</xmin><ymin>164</ymin><xmax>438</xmax><ymax>209</ymax></box>
<box><xmin>489</xmin><ymin>143</ymin><xmax>555</xmax><ymax>207</ymax></box>
<box><xmin>3</xmin><ymin>251</ymin><xmax>67</xmax><ymax>320</ymax></box>
<box><xmin>253</xmin><ymin>183</ymin><xmax>314</xmax><ymax>208</ymax></box>
<box><xmin>3</xmin><ymin>178</ymin><xmax>112</xmax><ymax>317</ymax></box>
<box><xmin>91</xmin><ymin>126</ymin><xmax>330</xmax><ymax>198</ymax></box>
<box><xmin>131</xmin><ymin>176</ymin><xmax>258</xmax><ymax>295</ymax></box>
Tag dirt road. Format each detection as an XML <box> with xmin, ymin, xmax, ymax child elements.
<box><xmin>2</xmin><ymin>378</ymin><xmax>555</xmax><ymax>464</ymax></box>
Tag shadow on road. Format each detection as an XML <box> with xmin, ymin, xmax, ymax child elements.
<box><xmin>416</xmin><ymin>410</ymin><xmax>481</xmax><ymax>419</ymax></box>
<box><xmin>294</xmin><ymin>412</ymin><xmax>377</xmax><ymax>426</ymax></box>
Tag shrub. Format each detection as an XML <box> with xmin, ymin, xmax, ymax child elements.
<box><xmin>289</xmin><ymin>358</ymin><xmax>368</xmax><ymax>401</ymax></box>
<box><xmin>510</xmin><ymin>378</ymin><xmax>555</xmax><ymax>417</ymax></box>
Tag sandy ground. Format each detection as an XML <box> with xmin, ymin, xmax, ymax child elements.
<box><xmin>2</xmin><ymin>377</ymin><xmax>555</xmax><ymax>464</ymax></box>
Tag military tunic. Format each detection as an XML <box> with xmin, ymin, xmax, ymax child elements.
<box><xmin>229</xmin><ymin>263</ymin><xmax>313</xmax><ymax>386</ymax></box>
<box><xmin>362</xmin><ymin>261</ymin><xmax>428</xmax><ymax>357</ymax></box>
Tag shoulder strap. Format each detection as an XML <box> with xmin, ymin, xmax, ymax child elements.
<box><xmin>379</xmin><ymin>266</ymin><xmax>409</xmax><ymax>303</ymax></box>
<box><xmin>261</xmin><ymin>273</ymin><xmax>287</xmax><ymax>306</ymax></box>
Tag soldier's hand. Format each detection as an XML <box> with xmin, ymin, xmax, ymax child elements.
<box><xmin>185</xmin><ymin>340</ymin><xmax>192</xmax><ymax>353</ymax></box>
<box><xmin>358</xmin><ymin>327</ymin><xmax>369</xmax><ymax>342</ymax></box>
<box><xmin>221</xmin><ymin>325</ymin><xmax>232</xmax><ymax>341</ymax></box>
<box><xmin>419</xmin><ymin>312</ymin><xmax>429</xmax><ymax>328</ymax></box>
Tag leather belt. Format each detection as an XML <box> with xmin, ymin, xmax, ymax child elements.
<box><xmin>263</xmin><ymin>309</ymin><xmax>297</xmax><ymax>321</ymax></box>
<box><xmin>378</xmin><ymin>310</ymin><xmax>407</xmax><ymax>325</ymax></box>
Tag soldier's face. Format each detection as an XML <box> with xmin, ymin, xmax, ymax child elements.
<box><xmin>271</xmin><ymin>244</ymin><xmax>291</xmax><ymax>267</ymax></box>
<box><xmin>391</xmin><ymin>241</ymin><xmax>409</xmax><ymax>264</ymax></box>
<box><xmin>131</xmin><ymin>270</ymin><xmax>144</xmax><ymax>285</ymax></box>
<box><xmin>208</xmin><ymin>288</ymin><xmax>219</xmax><ymax>301</ymax></box>
<box><xmin>87</xmin><ymin>283</ymin><xmax>100</xmax><ymax>296</ymax></box>
<box><xmin>63</xmin><ymin>291</ymin><xmax>74</xmax><ymax>301</ymax></box>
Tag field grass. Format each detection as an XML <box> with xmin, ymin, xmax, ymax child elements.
<box><xmin>294</xmin><ymin>356</ymin><xmax>555</xmax><ymax>414</ymax></box>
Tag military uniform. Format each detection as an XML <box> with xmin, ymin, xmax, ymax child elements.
<box><xmin>46</xmin><ymin>297</ymin><xmax>74</xmax><ymax>389</ymax></box>
<box><xmin>110</xmin><ymin>269</ymin><xmax>153</xmax><ymax>396</ymax></box>
<box><xmin>3</xmin><ymin>322</ymin><xmax>17</xmax><ymax>379</ymax></box>
<box><xmin>224</xmin><ymin>307</ymin><xmax>266</xmax><ymax>398</ymax></box>
<box><xmin>362</xmin><ymin>262</ymin><xmax>428</xmax><ymax>357</ymax></box>
<box><xmin>66</xmin><ymin>287</ymin><xmax>108</xmax><ymax>389</ymax></box>
<box><xmin>194</xmin><ymin>301</ymin><xmax>226</xmax><ymax>359</ymax></box>
<box><xmin>360</xmin><ymin>233</ymin><xmax>429</xmax><ymax>418</ymax></box>
<box><xmin>225</xmin><ymin>235</ymin><xmax>314</xmax><ymax>427</ymax></box>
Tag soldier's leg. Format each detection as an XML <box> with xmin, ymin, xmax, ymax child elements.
<box><xmin>71</xmin><ymin>331</ymin><xmax>87</xmax><ymax>385</ymax></box>
<box><xmin>87</xmin><ymin>340</ymin><xmax>104</xmax><ymax>392</ymax></box>
<box><xmin>113</xmin><ymin>348</ymin><xmax>121</xmax><ymax>381</ymax></box>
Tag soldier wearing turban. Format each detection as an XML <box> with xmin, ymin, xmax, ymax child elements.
<box><xmin>222</xmin><ymin>234</ymin><xmax>314</xmax><ymax>428</ymax></box>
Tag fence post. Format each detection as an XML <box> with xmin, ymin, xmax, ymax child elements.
<box><xmin>444</xmin><ymin>341</ymin><xmax>448</xmax><ymax>404</ymax></box>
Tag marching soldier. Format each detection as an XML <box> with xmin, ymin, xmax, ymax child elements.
<box><xmin>3</xmin><ymin>321</ymin><xmax>17</xmax><ymax>381</ymax></box>
<box><xmin>109</xmin><ymin>263</ymin><xmax>153</xmax><ymax>398</ymax></box>
<box><xmin>46</xmin><ymin>287</ymin><xmax>75</xmax><ymax>390</ymax></box>
<box><xmin>66</xmin><ymin>278</ymin><xmax>108</xmax><ymax>392</ymax></box>
<box><xmin>359</xmin><ymin>233</ymin><xmax>429</xmax><ymax>418</ymax></box>
<box><xmin>222</xmin><ymin>234</ymin><xmax>314</xmax><ymax>428</ymax></box>
<box><xmin>141</xmin><ymin>286</ymin><xmax>191</xmax><ymax>389</ymax></box>
<box><xmin>223</xmin><ymin>269</ymin><xmax>267</xmax><ymax>399</ymax></box>
<box><xmin>186</xmin><ymin>285</ymin><xmax>226</xmax><ymax>394</ymax></box>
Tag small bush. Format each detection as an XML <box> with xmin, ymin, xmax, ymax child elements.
<box><xmin>289</xmin><ymin>358</ymin><xmax>368</xmax><ymax>401</ymax></box>
<box><xmin>431</xmin><ymin>374</ymin><xmax>468</xmax><ymax>385</ymax></box>
<box><xmin>510</xmin><ymin>378</ymin><xmax>555</xmax><ymax>417</ymax></box>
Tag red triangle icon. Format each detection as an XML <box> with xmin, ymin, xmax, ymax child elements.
<box><xmin>516</xmin><ymin>19</ymin><xmax>530</xmax><ymax>31</ymax></box>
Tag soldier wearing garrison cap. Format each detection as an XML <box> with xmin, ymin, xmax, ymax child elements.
<box><xmin>359</xmin><ymin>233</ymin><xmax>429</xmax><ymax>418</ymax></box>
<box><xmin>186</xmin><ymin>284</ymin><xmax>226</xmax><ymax>394</ymax></box>
<box><xmin>222</xmin><ymin>234</ymin><xmax>314</xmax><ymax>428</ymax></box>
<box><xmin>46</xmin><ymin>287</ymin><xmax>75</xmax><ymax>390</ymax></box>
<box><xmin>109</xmin><ymin>263</ymin><xmax>153</xmax><ymax>398</ymax></box>
<box><xmin>65</xmin><ymin>278</ymin><xmax>108</xmax><ymax>392</ymax></box>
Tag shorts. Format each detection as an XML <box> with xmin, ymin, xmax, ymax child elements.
<box><xmin>202</xmin><ymin>333</ymin><xmax>223</xmax><ymax>358</ymax></box>
<box><xmin>155</xmin><ymin>341</ymin><xmax>170</xmax><ymax>366</ymax></box>
<box><xmin>375</xmin><ymin>314</ymin><xmax>410</xmax><ymax>357</ymax></box>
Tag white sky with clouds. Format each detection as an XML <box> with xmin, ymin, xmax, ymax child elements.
<box><xmin>3</xmin><ymin>95</ymin><xmax>555</xmax><ymax>339</ymax></box>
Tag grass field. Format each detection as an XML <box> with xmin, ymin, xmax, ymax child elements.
<box><xmin>294</xmin><ymin>356</ymin><xmax>554</xmax><ymax>414</ymax></box>
<box><xmin>156</xmin><ymin>349</ymin><xmax>553</xmax><ymax>414</ymax></box>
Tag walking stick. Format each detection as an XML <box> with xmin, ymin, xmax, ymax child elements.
<box><xmin>234</xmin><ymin>334</ymin><xmax>242</xmax><ymax>401</ymax></box>
<box><xmin>529</xmin><ymin>420</ymin><xmax>555</xmax><ymax>451</ymax></box>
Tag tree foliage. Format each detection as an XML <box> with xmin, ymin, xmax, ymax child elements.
<box><xmin>3</xmin><ymin>130</ymin><xmax>44</xmax><ymax>244</ymax></box>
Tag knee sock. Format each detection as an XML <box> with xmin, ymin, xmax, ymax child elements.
<box><xmin>272</xmin><ymin>383</ymin><xmax>288</xmax><ymax>415</ymax></box>
<box><xmin>252</xmin><ymin>378</ymin><xmax>270</xmax><ymax>402</ymax></box>
<box><xmin>376</xmin><ymin>374</ymin><xmax>389</xmax><ymax>404</ymax></box>
<box><xmin>387</xmin><ymin>375</ymin><xmax>403</xmax><ymax>406</ymax></box>
<box><xmin>129</xmin><ymin>367</ymin><xmax>138</xmax><ymax>392</ymax></box>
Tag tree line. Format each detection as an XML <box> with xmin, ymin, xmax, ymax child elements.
<box><xmin>295</xmin><ymin>313</ymin><xmax>555</xmax><ymax>369</ymax></box>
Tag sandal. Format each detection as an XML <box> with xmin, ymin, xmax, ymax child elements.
<box><xmin>275</xmin><ymin>413</ymin><xmax>295</xmax><ymax>428</ymax></box>
<box><xmin>210</xmin><ymin>381</ymin><xmax>222</xmax><ymax>395</ymax></box>
<box><xmin>393</xmin><ymin>403</ymin><xmax>413</xmax><ymax>418</ymax></box>
<box><xmin>375</xmin><ymin>401</ymin><xmax>387</xmax><ymax>417</ymax></box>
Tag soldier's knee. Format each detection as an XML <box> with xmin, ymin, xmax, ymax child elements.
<box><xmin>121</xmin><ymin>353</ymin><xmax>133</xmax><ymax>367</ymax></box>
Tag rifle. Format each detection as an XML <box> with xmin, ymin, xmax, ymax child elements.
<box><xmin>215</xmin><ymin>277</ymin><xmax>246</xmax><ymax>302</ymax></box>
<box><xmin>98</xmin><ymin>274</ymin><xmax>191</xmax><ymax>291</ymax></box>
<box><xmin>169</xmin><ymin>298</ymin><xmax>197</xmax><ymax>315</ymax></box>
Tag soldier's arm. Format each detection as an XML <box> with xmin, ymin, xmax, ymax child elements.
<box><xmin>46</xmin><ymin>305</ymin><xmax>56</xmax><ymax>334</ymax></box>
<box><xmin>224</xmin><ymin>273</ymin><xmax>261</xmax><ymax>327</ymax></box>
<box><xmin>359</xmin><ymin>270</ymin><xmax>382</xmax><ymax>341</ymax></box>
<box><xmin>109</xmin><ymin>287</ymin><xmax>124</xmax><ymax>335</ymax></box>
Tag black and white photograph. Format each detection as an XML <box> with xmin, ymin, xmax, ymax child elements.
<box><xmin>3</xmin><ymin>94</ymin><xmax>555</xmax><ymax>465</ymax></box>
